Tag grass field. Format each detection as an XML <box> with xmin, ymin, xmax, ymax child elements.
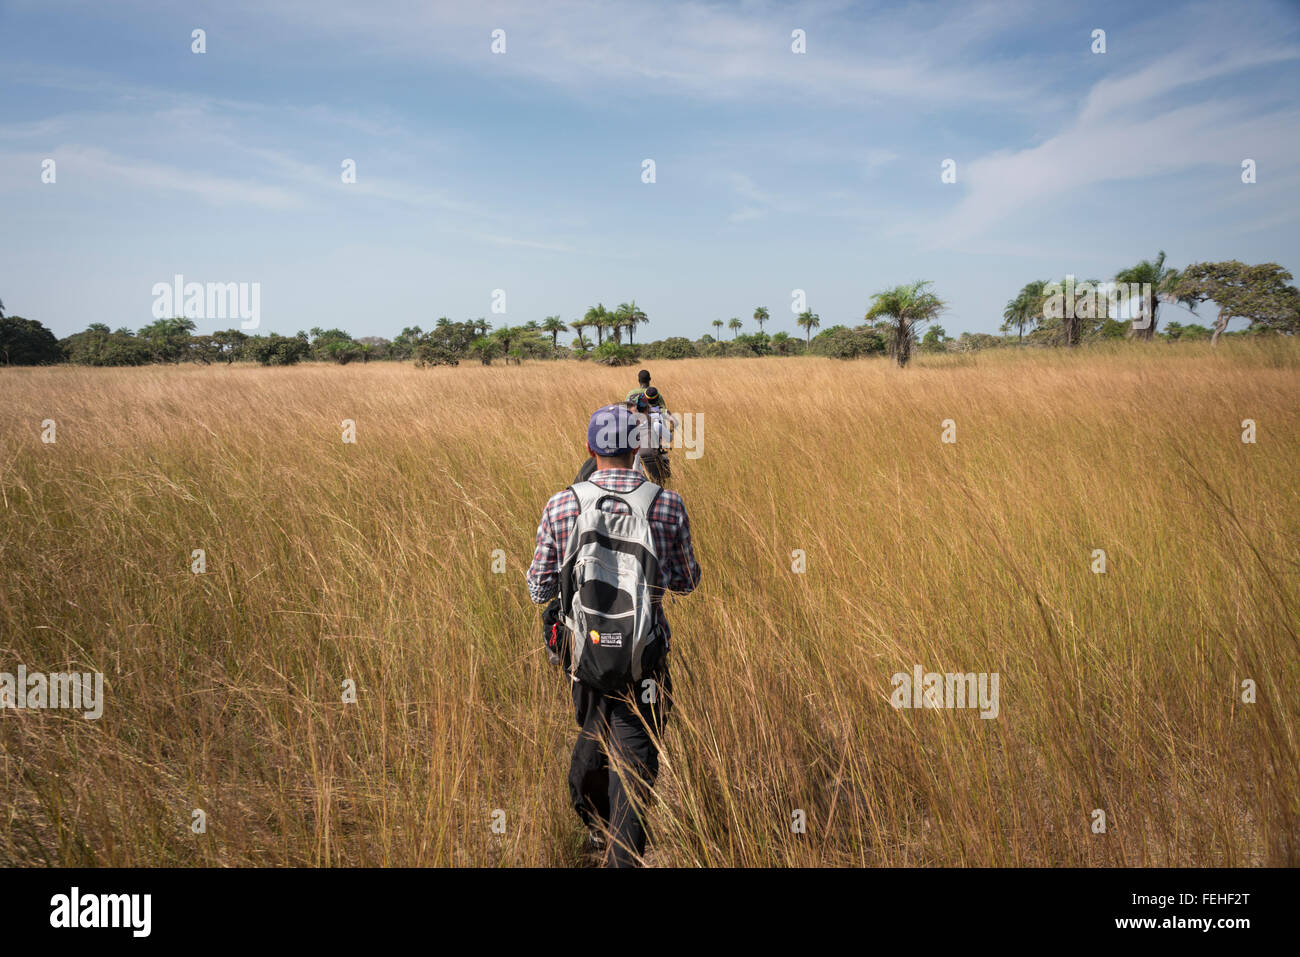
<box><xmin>1</xmin><ymin>341</ymin><xmax>1297</xmax><ymax>866</ymax></box>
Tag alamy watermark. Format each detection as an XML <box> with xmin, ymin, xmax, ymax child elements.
<box><xmin>50</xmin><ymin>887</ymin><xmax>150</xmax><ymax>937</ymax></box>
<box><xmin>890</xmin><ymin>664</ymin><xmax>999</xmax><ymax>719</ymax></box>
<box><xmin>591</xmin><ymin>409</ymin><xmax>705</xmax><ymax>460</ymax></box>
<box><xmin>151</xmin><ymin>274</ymin><xmax>260</xmax><ymax>329</ymax></box>
<box><xmin>1043</xmin><ymin>276</ymin><xmax>1154</xmax><ymax>329</ymax></box>
<box><xmin>1</xmin><ymin>666</ymin><xmax>104</xmax><ymax>719</ymax></box>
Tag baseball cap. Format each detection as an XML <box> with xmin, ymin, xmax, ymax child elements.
<box><xmin>587</xmin><ymin>404</ymin><xmax>638</xmax><ymax>455</ymax></box>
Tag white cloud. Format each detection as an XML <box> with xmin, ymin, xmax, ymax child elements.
<box><xmin>929</xmin><ymin>42</ymin><xmax>1300</xmax><ymax>247</ymax></box>
<box><xmin>0</xmin><ymin>145</ymin><xmax>306</xmax><ymax>209</ymax></box>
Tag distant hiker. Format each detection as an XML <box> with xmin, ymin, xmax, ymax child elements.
<box><xmin>626</xmin><ymin>369</ymin><xmax>670</xmax><ymax>416</ymax></box>
<box><xmin>636</xmin><ymin>391</ymin><xmax>673</xmax><ymax>484</ymax></box>
<box><xmin>529</xmin><ymin>404</ymin><xmax>702</xmax><ymax>867</ymax></box>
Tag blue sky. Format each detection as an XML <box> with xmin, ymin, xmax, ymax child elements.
<box><xmin>2</xmin><ymin>0</ymin><xmax>1298</xmax><ymax>340</ymax></box>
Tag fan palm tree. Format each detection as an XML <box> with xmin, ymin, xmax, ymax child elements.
<box><xmin>728</xmin><ymin>317</ymin><xmax>743</xmax><ymax>339</ymax></box>
<box><xmin>628</xmin><ymin>300</ymin><xmax>648</xmax><ymax>344</ymax></box>
<box><xmin>585</xmin><ymin>304</ymin><xmax>610</xmax><ymax>345</ymax></box>
<box><xmin>753</xmin><ymin>306</ymin><xmax>769</xmax><ymax>334</ymax></box>
<box><xmin>796</xmin><ymin>310</ymin><xmax>820</xmax><ymax>346</ymax></box>
<box><xmin>1114</xmin><ymin>250</ymin><xmax>1196</xmax><ymax>341</ymax></box>
<box><xmin>613</xmin><ymin>302</ymin><xmax>635</xmax><ymax>344</ymax></box>
<box><xmin>474</xmin><ymin>318</ymin><xmax>491</xmax><ymax>338</ymax></box>
<box><xmin>541</xmin><ymin>315</ymin><xmax>567</xmax><ymax>352</ymax></box>
<box><xmin>570</xmin><ymin>317</ymin><xmax>589</xmax><ymax>350</ymax></box>
<box><xmin>865</xmin><ymin>281</ymin><xmax>945</xmax><ymax>368</ymax></box>
<box><xmin>711</xmin><ymin>319</ymin><xmax>724</xmax><ymax>338</ymax></box>
<box><xmin>1002</xmin><ymin>280</ymin><xmax>1045</xmax><ymax>343</ymax></box>
<box><xmin>1045</xmin><ymin>275</ymin><xmax>1108</xmax><ymax>347</ymax></box>
<box><xmin>492</xmin><ymin>324</ymin><xmax>516</xmax><ymax>357</ymax></box>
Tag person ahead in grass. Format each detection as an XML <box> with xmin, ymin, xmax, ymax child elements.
<box><xmin>528</xmin><ymin>404</ymin><xmax>701</xmax><ymax>867</ymax></box>
<box><xmin>635</xmin><ymin>388</ymin><xmax>673</xmax><ymax>484</ymax></box>
<box><xmin>626</xmin><ymin>368</ymin><xmax>670</xmax><ymax>417</ymax></box>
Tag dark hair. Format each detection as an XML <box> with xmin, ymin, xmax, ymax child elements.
<box><xmin>637</xmin><ymin>369</ymin><xmax>650</xmax><ymax>386</ymax></box>
<box><xmin>644</xmin><ymin>386</ymin><xmax>659</xmax><ymax>401</ymax></box>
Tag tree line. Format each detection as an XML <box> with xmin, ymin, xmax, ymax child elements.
<box><xmin>1</xmin><ymin>256</ymin><xmax>1294</xmax><ymax>368</ymax></box>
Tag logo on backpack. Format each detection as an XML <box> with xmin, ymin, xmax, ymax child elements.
<box><xmin>560</xmin><ymin>481</ymin><xmax>664</xmax><ymax>692</ymax></box>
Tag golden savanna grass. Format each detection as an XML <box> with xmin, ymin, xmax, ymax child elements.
<box><xmin>1</xmin><ymin>341</ymin><xmax>1297</xmax><ymax>866</ymax></box>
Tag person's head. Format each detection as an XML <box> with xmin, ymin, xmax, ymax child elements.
<box><xmin>637</xmin><ymin>369</ymin><xmax>651</xmax><ymax>387</ymax></box>
<box><xmin>643</xmin><ymin>386</ymin><xmax>659</xmax><ymax>408</ymax></box>
<box><xmin>586</xmin><ymin>404</ymin><xmax>638</xmax><ymax>469</ymax></box>
<box><xmin>628</xmin><ymin>393</ymin><xmax>649</xmax><ymax>415</ymax></box>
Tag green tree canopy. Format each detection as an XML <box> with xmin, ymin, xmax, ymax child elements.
<box><xmin>1175</xmin><ymin>261</ymin><xmax>1300</xmax><ymax>344</ymax></box>
<box><xmin>865</xmin><ymin>281</ymin><xmax>944</xmax><ymax>367</ymax></box>
<box><xmin>0</xmin><ymin>315</ymin><xmax>62</xmax><ymax>365</ymax></box>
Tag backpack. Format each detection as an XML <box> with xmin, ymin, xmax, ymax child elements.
<box><xmin>559</xmin><ymin>480</ymin><xmax>664</xmax><ymax>692</ymax></box>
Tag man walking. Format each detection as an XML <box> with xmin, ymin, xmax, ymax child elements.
<box><xmin>635</xmin><ymin>391</ymin><xmax>673</xmax><ymax>484</ymax></box>
<box><xmin>626</xmin><ymin>368</ymin><xmax>670</xmax><ymax>416</ymax></box>
<box><xmin>528</xmin><ymin>404</ymin><xmax>701</xmax><ymax>866</ymax></box>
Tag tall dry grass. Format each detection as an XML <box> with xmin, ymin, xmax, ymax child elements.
<box><xmin>1</xmin><ymin>340</ymin><xmax>1297</xmax><ymax>866</ymax></box>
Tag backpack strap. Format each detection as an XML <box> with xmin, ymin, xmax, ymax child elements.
<box><xmin>572</xmin><ymin>478</ymin><xmax>661</xmax><ymax>520</ymax></box>
<box><xmin>620</xmin><ymin>479</ymin><xmax>662</xmax><ymax>519</ymax></box>
<box><xmin>569</xmin><ymin>481</ymin><xmax>603</xmax><ymax>514</ymax></box>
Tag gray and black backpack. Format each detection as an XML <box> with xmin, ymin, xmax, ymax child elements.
<box><xmin>559</xmin><ymin>481</ymin><xmax>664</xmax><ymax>692</ymax></box>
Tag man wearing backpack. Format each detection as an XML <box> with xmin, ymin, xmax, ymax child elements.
<box><xmin>635</xmin><ymin>392</ymin><xmax>673</xmax><ymax>484</ymax></box>
<box><xmin>528</xmin><ymin>403</ymin><xmax>701</xmax><ymax>867</ymax></box>
<box><xmin>626</xmin><ymin>368</ymin><xmax>670</xmax><ymax>416</ymax></box>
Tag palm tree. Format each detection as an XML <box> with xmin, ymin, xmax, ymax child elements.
<box><xmin>541</xmin><ymin>315</ymin><xmax>567</xmax><ymax>351</ymax></box>
<box><xmin>474</xmin><ymin>318</ymin><xmax>491</xmax><ymax>337</ymax></box>
<box><xmin>728</xmin><ymin>317</ymin><xmax>742</xmax><ymax>339</ymax></box>
<box><xmin>753</xmin><ymin>306</ymin><xmax>769</xmax><ymax>334</ymax></box>
<box><xmin>628</xmin><ymin>300</ymin><xmax>648</xmax><ymax>344</ymax></box>
<box><xmin>570</xmin><ymin>317</ymin><xmax>589</xmax><ymax>350</ymax></box>
<box><xmin>492</xmin><ymin>324</ymin><xmax>516</xmax><ymax>358</ymax></box>
<box><xmin>613</xmin><ymin>302</ymin><xmax>635</xmax><ymax>344</ymax></box>
<box><xmin>1046</xmin><ymin>275</ymin><xmax>1107</xmax><ymax>347</ymax></box>
<box><xmin>1002</xmin><ymin>280</ymin><xmax>1045</xmax><ymax>343</ymax></box>
<box><xmin>865</xmin><ymin>281</ymin><xmax>945</xmax><ymax>368</ymax></box>
<box><xmin>796</xmin><ymin>310</ymin><xmax>820</xmax><ymax>346</ymax></box>
<box><xmin>711</xmin><ymin>319</ymin><xmax>724</xmax><ymax>338</ymax></box>
<box><xmin>585</xmin><ymin>304</ymin><xmax>610</xmax><ymax>345</ymax></box>
<box><xmin>1114</xmin><ymin>250</ymin><xmax>1196</xmax><ymax>341</ymax></box>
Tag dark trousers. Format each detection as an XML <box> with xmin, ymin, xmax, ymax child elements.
<box><xmin>568</xmin><ymin>668</ymin><xmax>671</xmax><ymax>867</ymax></box>
<box><xmin>638</xmin><ymin>451</ymin><xmax>670</xmax><ymax>484</ymax></box>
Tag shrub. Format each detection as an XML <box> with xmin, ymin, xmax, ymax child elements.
<box><xmin>247</xmin><ymin>334</ymin><xmax>310</xmax><ymax>366</ymax></box>
<box><xmin>644</xmin><ymin>337</ymin><xmax>697</xmax><ymax>359</ymax></box>
<box><xmin>810</xmin><ymin>326</ymin><xmax>886</xmax><ymax>359</ymax></box>
<box><xmin>414</xmin><ymin>343</ymin><xmax>459</xmax><ymax>367</ymax></box>
<box><xmin>593</xmin><ymin>341</ymin><xmax>636</xmax><ymax>366</ymax></box>
<box><xmin>60</xmin><ymin>326</ymin><xmax>154</xmax><ymax>366</ymax></box>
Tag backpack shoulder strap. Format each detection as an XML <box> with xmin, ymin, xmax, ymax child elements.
<box><xmin>572</xmin><ymin>479</ymin><xmax>660</xmax><ymax>520</ymax></box>
<box><xmin>620</xmin><ymin>480</ymin><xmax>662</xmax><ymax>519</ymax></box>
<box><xmin>569</xmin><ymin>481</ymin><xmax>602</xmax><ymax>513</ymax></box>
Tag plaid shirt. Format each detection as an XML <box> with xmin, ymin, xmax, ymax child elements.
<box><xmin>527</xmin><ymin>468</ymin><xmax>701</xmax><ymax>641</ymax></box>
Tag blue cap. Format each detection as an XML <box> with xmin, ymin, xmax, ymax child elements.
<box><xmin>587</xmin><ymin>404</ymin><xmax>637</xmax><ymax>455</ymax></box>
